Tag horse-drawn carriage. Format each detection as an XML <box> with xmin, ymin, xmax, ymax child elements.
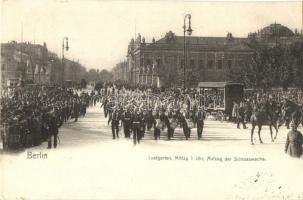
<box><xmin>198</xmin><ymin>82</ymin><xmax>244</xmax><ymax>121</ymax></box>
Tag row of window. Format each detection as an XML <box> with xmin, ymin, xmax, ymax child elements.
<box><xmin>181</xmin><ymin>59</ymin><xmax>233</xmax><ymax>70</ymax></box>
<box><xmin>144</xmin><ymin>58</ymin><xmax>245</xmax><ymax>70</ymax></box>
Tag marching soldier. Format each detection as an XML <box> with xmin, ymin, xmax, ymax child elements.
<box><xmin>111</xmin><ymin>107</ymin><xmax>121</xmax><ymax>139</ymax></box>
<box><xmin>122</xmin><ymin>106</ymin><xmax>132</xmax><ymax>138</ymax></box>
<box><xmin>196</xmin><ymin>106</ymin><xmax>205</xmax><ymax>139</ymax></box>
<box><xmin>101</xmin><ymin>96</ymin><xmax>108</xmax><ymax>117</ymax></box>
<box><xmin>132</xmin><ymin>108</ymin><xmax>142</xmax><ymax>145</ymax></box>
<box><xmin>107</xmin><ymin>99</ymin><xmax>115</xmax><ymax>125</ymax></box>
<box><xmin>167</xmin><ymin>109</ymin><xmax>176</xmax><ymax>140</ymax></box>
<box><xmin>140</xmin><ymin>109</ymin><xmax>146</xmax><ymax>139</ymax></box>
<box><xmin>146</xmin><ymin>108</ymin><xmax>154</xmax><ymax>130</ymax></box>
<box><xmin>153</xmin><ymin>110</ymin><xmax>161</xmax><ymax>140</ymax></box>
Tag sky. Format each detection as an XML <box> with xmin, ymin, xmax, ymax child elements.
<box><xmin>1</xmin><ymin>0</ymin><xmax>302</xmax><ymax>71</ymax></box>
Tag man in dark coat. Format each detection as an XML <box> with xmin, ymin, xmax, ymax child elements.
<box><xmin>196</xmin><ymin>107</ymin><xmax>205</xmax><ymax>139</ymax></box>
<box><xmin>47</xmin><ymin>111</ymin><xmax>59</xmax><ymax>149</ymax></box>
<box><xmin>285</xmin><ymin>122</ymin><xmax>303</xmax><ymax>158</ymax></box>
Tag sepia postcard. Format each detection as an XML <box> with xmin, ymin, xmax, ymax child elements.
<box><xmin>1</xmin><ymin>1</ymin><xmax>303</xmax><ymax>199</ymax></box>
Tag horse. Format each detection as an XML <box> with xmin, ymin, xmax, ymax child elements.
<box><xmin>250</xmin><ymin>108</ymin><xmax>280</xmax><ymax>145</ymax></box>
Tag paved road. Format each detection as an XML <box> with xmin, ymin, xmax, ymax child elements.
<box><xmin>39</xmin><ymin>102</ymin><xmax>289</xmax><ymax>148</ymax></box>
<box><xmin>1</xmin><ymin>103</ymin><xmax>303</xmax><ymax>200</ymax></box>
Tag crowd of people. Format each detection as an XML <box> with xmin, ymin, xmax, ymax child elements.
<box><xmin>1</xmin><ymin>82</ymin><xmax>302</xmax><ymax>158</ymax></box>
<box><xmin>0</xmin><ymin>85</ymin><xmax>90</xmax><ymax>150</ymax></box>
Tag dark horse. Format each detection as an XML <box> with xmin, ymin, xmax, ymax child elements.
<box><xmin>250</xmin><ymin>108</ymin><xmax>280</xmax><ymax>145</ymax></box>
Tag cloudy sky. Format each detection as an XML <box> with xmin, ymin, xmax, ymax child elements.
<box><xmin>1</xmin><ymin>1</ymin><xmax>302</xmax><ymax>71</ymax></box>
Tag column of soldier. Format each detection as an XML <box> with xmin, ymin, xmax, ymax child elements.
<box><xmin>99</xmin><ymin>86</ymin><xmax>206</xmax><ymax>145</ymax></box>
<box><xmin>0</xmin><ymin>86</ymin><xmax>91</xmax><ymax>150</ymax></box>
<box><xmin>99</xmin><ymin>84</ymin><xmax>303</xmax><ymax>145</ymax></box>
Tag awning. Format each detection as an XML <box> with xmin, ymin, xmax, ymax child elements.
<box><xmin>198</xmin><ymin>82</ymin><xmax>243</xmax><ymax>88</ymax></box>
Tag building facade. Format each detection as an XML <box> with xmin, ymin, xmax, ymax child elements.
<box><xmin>113</xmin><ymin>23</ymin><xmax>301</xmax><ymax>88</ymax></box>
<box><xmin>128</xmin><ymin>32</ymin><xmax>254</xmax><ymax>88</ymax></box>
<box><xmin>112</xmin><ymin>61</ymin><xmax>128</xmax><ymax>81</ymax></box>
<box><xmin>64</xmin><ymin>59</ymin><xmax>87</xmax><ymax>83</ymax></box>
<box><xmin>1</xmin><ymin>41</ymin><xmax>50</xmax><ymax>87</ymax></box>
<box><xmin>1</xmin><ymin>41</ymin><xmax>88</xmax><ymax>88</ymax></box>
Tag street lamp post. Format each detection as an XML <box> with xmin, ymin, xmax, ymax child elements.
<box><xmin>62</xmin><ymin>36</ymin><xmax>69</xmax><ymax>84</ymax></box>
<box><xmin>183</xmin><ymin>14</ymin><xmax>192</xmax><ymax>90</ymax></box>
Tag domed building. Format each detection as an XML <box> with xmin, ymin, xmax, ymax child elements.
<box><xmin>258</xmin><ymin>23</ymin><xmax>295</xmax><ymax>39</ymax></box>
<box><xmin>247</xmin><ymin>23</ymin><xmax>301</xmax><ymax>47</ymax></box>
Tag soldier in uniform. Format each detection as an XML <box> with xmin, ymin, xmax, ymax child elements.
<box><xmin>111</xmin><ymin>107</ymin><xmax>121</xmax><ymax>139</ymax></box>
<box><xmin>101</xmin><ymin>96</ymin><xmax>108</xmax><ymax>117</ymax></box>
<box><xmin>167</xmin><ymin>108</ymin><xmax>178</xmax><ymax>140</ymax></box>
<box><xmin>146</xmin><ymin>108</ymin><xmax>154</xmax><ymax>131</ymax></box>
<box><xmin>122</xmin><ymin>106</ymin><xmax>132</xmax><ymax>138</ymax></box>
<box><xmin>184</xmin><ymin>110</ymin><xmax>194</xmax><ymax>139</ymax></box>
<box><xmin>153</xmin><ymin>110</ymin><xmax>161</xmax><ymax>140</ymax></box>
<box><xmin>196</xmin><ymin>106</ymin><xmax>205</xmax><ymax>139</ymax></box>
<box><xmin>107</xmin><ymin>99</ymin><xmax>114</xmax><ymax>125</ymax></box>
<box><xmin>285</xmin><ymin>121</ymin><xmax>303</xmax><ymax>158</ymax></box>
<box><xmin>132</xmin><ymin>108</ymin><xmax>142</xmax><ymax>145</ymax></box>
<box><xmin>140</xmin><ymin>109</ymin><xmax>146</xmax><ymax>139</ymax></box>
